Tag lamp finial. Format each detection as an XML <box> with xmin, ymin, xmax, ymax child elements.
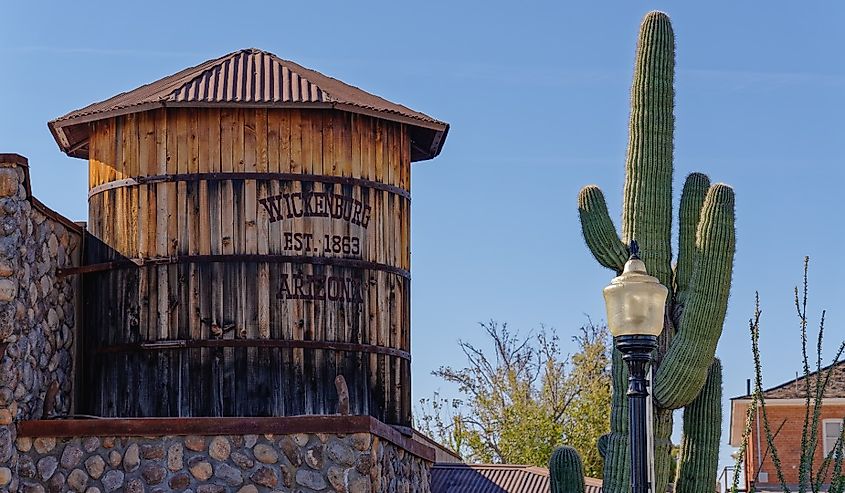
<box><xmin>629</xmin><ymin>240</ymin><xmax>640</xmax><ymax>260</ymax></box>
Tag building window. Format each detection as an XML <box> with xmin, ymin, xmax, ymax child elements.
<box><xmin>823</xmin><ymin>419</ymin><xmax>844</xmax><ymax>456</ymax></box>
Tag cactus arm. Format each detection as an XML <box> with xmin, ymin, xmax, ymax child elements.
<box><xmin>603</xmin><ymin>350</ymin><xmax>631</xmax><ymax>491</ymax></box>
<box><xmin>578</xmin><ymin>185</ymin><xmax>629</xmax><ymax>272</ymax></box>
<box><xmin>675</xmin><ymin>359</ymin><xmax>723</xmax><ymax>493</ymax></box>
<box><xmin>621</xmin><ymin>11</ymin><xmax>675</xmax><ymax>289</ymax></box>
<box><xmin>675</xmin><ymin>172</ymin><xmax>711</xmax><ymax>306</ymax></box>
<box><xmin>652</xmin><ymin>408</ymin><xmax>676</xmax><ymax>493</ymax></box>
<box><xmin>597</xmin><ymin>433</ymin><xmax>610</xmax><ymax>459</ymax></box>
<box><xmin>550</xmin><ymin>445</ymin><xmax>587</xmax><ymax>493</ymax></box>
<box><xmin>654</xmin><ymin>184</ymin><xmax>735</xmax><ymax>409</ymax></box>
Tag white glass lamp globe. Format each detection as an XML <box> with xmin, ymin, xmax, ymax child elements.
<box><xmin>602</xmin><ymin>256</ymin><xmax>668</xmax><ymax>338</ymax></box>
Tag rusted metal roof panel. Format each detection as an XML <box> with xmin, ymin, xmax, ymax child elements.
<box><xmin>430</xmin><ymin>463</ymin><xmax>603</xmax><ymax>493</ymax></box>
<box><xmin>49</xmin><ymin>48</ymin><xmax>448</xmax><ymax>161</ymax></box>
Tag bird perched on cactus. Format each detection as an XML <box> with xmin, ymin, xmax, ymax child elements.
<box><xmin>576</xmin><ymin>10</ymin><xmax>735</xmax><ymax>493</ymax></box>
<box><xmin>550</xmin><ymin>446</ymin><xmax>586</xmax><ymax>493</ymax></box>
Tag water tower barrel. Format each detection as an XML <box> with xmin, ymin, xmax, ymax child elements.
<box><xmin>83</xmin><ymin>107</ymin><xmax>412</xmax><ymax>425</ymax></box>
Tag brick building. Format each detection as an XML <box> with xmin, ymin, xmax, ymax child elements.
<box><xmin>729</xmin><ymin>361</ymin><xmax>845</xmax><ymax>491</ymax></box>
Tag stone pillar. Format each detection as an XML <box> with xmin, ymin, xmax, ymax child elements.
<box><xmin>0</xmin><ymin>154</ymin><xmax>26</xmax><ymax>492</ymax></box>
<box><xmin>0</xmin><ymin>153</ymin><xmax>82</xmax><ymax>491</ymax></box>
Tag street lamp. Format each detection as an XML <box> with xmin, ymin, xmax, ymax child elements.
<box><xmin>603</xmin><ymin>241</ymin><xmax>668</xmax><ymax>493</ymax></box>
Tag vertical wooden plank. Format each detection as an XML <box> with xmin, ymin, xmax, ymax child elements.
<box><xmin>312</xmin><ymin>110</ymin><xmax>323</xmax><ymax>176</ymax></box>
<box><xmin>207</xmin><ymin>108</ymin><xmax>224</xmax><ymax>411</ymax></box>
<box><xmin>256</xmin><ymin>109</ymin><xmax>268</xmax><ymax>173</ymax></box>
<box><xmin>309</xmin><ymin>114</ymin><xmax>324</xmax><ymax>414</ymax></box>
<box><xmin>301</xmin><ymin>110</ymin><xmax>312</xmax><ymax>176</ymax></box>
<box><xmin>280</xmin><ymin>109</ymin><xmax>291</xmax><ymax>174</ymax></box>
<box><xmin>234</xmin><ymin>108</ymin><xmax>245</xmax><ymax>173</ymax></box>
<box><xmin>166</xmin><ymin>110</ymin><xmax>179</xmax><ymax>257</ymax></box>
<box><xmin>289</xmin><ymin>109</ymin><xmax>301</xmax><ymax>174</ymax></box>
<box><xmin>189</xmin><ymin>109</ymin><xmax>200</xmax><ymax>174</ymax></box>
<box><xmin>137</xmin><ymin>113</ymin><xmax>150</xmax><ymax>255</ymax></box>
<box><xmin>136</xmin><ymin>113</ymin><xmax>150</xmax><ymax>349</ymax></box>
<box><xmin>177</xmin><ymin>110</ymin><xmax>189</xmax><ymax>256</ymax></box>
<box><xmin>374</xmin><ymin>119</ymin><xmax>385</xmax><ymax>185</ymax></box>
<box><xmin>244</xmin><ymin>108</ymin><xmax>257</xmax><ymax>173</ymax></box>
<box><xmin>241</xmin><ymin>109</ymin><xmax>258</xmax><ymax>252</ymax></box>
<box><xmin>400</xmin><ymin>124</ymin><xmax>410</xmax><ymax>190</ymax></box>
<box><xmin>112</xmin><ymin>116</ymin><xmax>125</xmax><ymax>254</ymax></box>
<box><xmin>88</xmin><ymin>121</ymin><xmax>98</xmax><ymax>190</ymax></box>
<box><xmin>208</xmin><ymin>176</ymin><xmax>224</xmax><ymax>415</ymax></box>
<box><xmin>128</xmin><ymin>114</ymin><xmax>140</xmax><ymax>257</ymax></box>
<box><xmin>327</xmin><ymin>111</ymin><xmax>339</xmax><ymax>177</ymax></box>
<box><xmin>245</xmin><ymin>178</ymin><xmax>258</xmax><ymax>255</ymax></box>
<box><xmin>257</xmin><ymin>180</ymin><xmax>270</xmax><ymax>340</ymax></box>
<box><xmin>267</xmin><ymin>110</ymin><xmax>280</xmax><ymax>174</ymax></box>
<box><xmin>209</xmin><ymin>108</ymin><xmax>222</xmax><ymax>173</ymax></box>
<box><xmin>220</xmin><ymin>108</ymin><xmax>235</xmax><ymax>257</ymax></box>
<box><xmin>198</xmin><ymin>109</ymin><xmax>212</xmax><ymax>256</ymax></box>
<box><xmin>317</xmin><ymin>112</ymin><xmax>333</xmax><ymax>402</ymax></box>
<box><xmin>229</xmin><ymin>108</ymin><xmax>245</xmax><ymax>409</ymax></box>
<box><xmin>232</xmin><ymin>177</ymin><xmax>246</xmax><ymax>413</ymax></box>
<box><xmin>351</xmin><ymin>115</ymin><xmax>362</xmax><ymax>179</ymax></box>
<box><xmin>221</xmin><ymin>109</ymin><xmax>234</xmax><ymax>173</ymax></box>
<box><xmin>156</xmin><ymin>109</ymin><xmax>170</xmax><ymax>340</ymax></box>
<box><xmin>364</xmin><ymin>116</ymin><xmax>375</xmax><ymax>181</ymax></box>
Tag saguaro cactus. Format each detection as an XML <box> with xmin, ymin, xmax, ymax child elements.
<box><xmin>675</xmin><ymin>359</ymin><xmax>723</xmax><ymax>493</ymax></box>
<box><xmin>550</xmin><ymin>446</ymin><xmax>587</xmax><ymax>493</ymax></box>
<box><xmin>577</xmin><ymin>11</ymin><xmax>735</xmax><ymax>493</ymax></box>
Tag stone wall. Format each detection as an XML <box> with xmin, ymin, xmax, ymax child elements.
<box><xmin>12</xmin><ymin>431</ymin><xmax>430</xmax><ymax>493</ymax></box>
<box><xmin>0</xmin><ymin>154</ymin><xmax>83</xmax><ymax>491</ymax></box>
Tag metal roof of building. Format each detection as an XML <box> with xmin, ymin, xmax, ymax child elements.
<box><xmin>430</xmin><ymin>463</ymin><xmax>603</xmax><ymax>493</ymax></box>
<box><xmin>731</xmin><ymin>359</ymin><xmax>845</xmax><ymax>400</ymax></box>
<box><xmin>49</xmin><ymin>48</ymin><xmax>448</xmax><ymax>162</ymax></box>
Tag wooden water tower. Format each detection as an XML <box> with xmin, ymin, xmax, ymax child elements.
<box><xmin>49</xmin><ymin>49</ymin><xmax>448</xmax><ymax>426</ymax></box>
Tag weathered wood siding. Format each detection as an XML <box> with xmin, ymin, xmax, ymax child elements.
<box><xmin>83</xmin><ymin>108</ymin><xmax>412</xmax><ymax>425</ymax></box>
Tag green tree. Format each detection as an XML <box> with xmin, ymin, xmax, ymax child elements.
<box><xmin>416</xmin><ymin>321</ymin><xmax>611</xmax><ymax>477</ymax></box>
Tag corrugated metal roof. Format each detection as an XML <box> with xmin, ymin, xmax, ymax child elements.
<box><xmin>430</xmin><ymin>463</ymin><xmax>603</xmax><ymax>493</ymax></box>
<box><xmin>731</xmin><ymin>360</ymin><xmax>845</xmax><ymax>400</ymax></box>
<box><xmin>49</xmin><ymin>48</ymin><xmax>448</xmax><ymax>162</ymax></box>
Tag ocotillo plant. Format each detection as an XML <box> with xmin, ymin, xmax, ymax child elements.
<box><xmin>550</xmin><ymin>445</ymin><xmax>587</xmax><ymax>493</ymax></box>
<box><xmin>732</xmin><ymin>260</ymin><xmax>845</xmax><ymax>493</ymax></box>
<box><xmin>577</xmin><ymin>11</ymin><xmax>736</xmax><ymax>493</ymax></box>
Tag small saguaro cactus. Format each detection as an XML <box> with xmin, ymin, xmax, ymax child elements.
<box><xmin>576</xmin><ymin>11</ymin><xmax>736</xmax><ymax>493</ymax></box>
<box><xmin>550</xmin><ymin>446</ymin><xmax>587</xmax><ymax>493</ymax></box>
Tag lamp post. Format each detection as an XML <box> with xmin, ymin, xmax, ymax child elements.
<box><xmin>603</xmin><ymin>241</ymin><xmax>668</xmax><ymax>493</ymax></box>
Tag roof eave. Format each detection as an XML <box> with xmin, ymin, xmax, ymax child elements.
<box><xmin>50</xmin><ymin>101</ymin><xmax>448</xmax><ymax>162</ymax></box>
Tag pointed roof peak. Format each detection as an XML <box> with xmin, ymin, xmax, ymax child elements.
<box><xmin>49</xmin><ymin>48</ymin><xmax>448</xmax><ymax>161</ymax></box>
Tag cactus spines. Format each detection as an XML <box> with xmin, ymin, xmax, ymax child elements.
<box><xmin>578</xmin><ymin>186</ymin><xmax>629</xmax><ymax>272</ymax></box>
<box><xmin>653</xmin><ymin>184</ymin><xmax>735</xmax><ymax>410</ymax></box>
<box><xmin>576</xmin><ymin>11</ymin><xmax>735</xmax><ymax>493</ymax></box>
<box><xmin>675</xmin><ymin>173</ymin><xmax>711</xmax><ymax>307</ymax></box>
<box><xmin>621</xmin><ymin>10</ymin><xmax>675</xmax><ymax>290</ymax></box>
<box><xmin>550</xmin><ymin>446</ymin><xmax>586</xmax><ymax>493</ymax></box>
<box><xmin>675</xmin><ymin>358</ymin><xmax>723</xmax><ymax>493</ymax></box>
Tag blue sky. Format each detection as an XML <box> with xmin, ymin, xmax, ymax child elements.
<box><xmin>3</xmin><ymin>0</ymin><xmax>844</xmax><ymax>477</ymax></box>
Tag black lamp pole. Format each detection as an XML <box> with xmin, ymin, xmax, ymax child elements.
<box><xmin>603</xmin><ymin>240</ymin><xmax>667</xmax><ymax>493</ymax></box>
<box><xmin>616</xmin><ymin>334</ymin><xmax>657</xmax><ymax>493</ymax></box>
